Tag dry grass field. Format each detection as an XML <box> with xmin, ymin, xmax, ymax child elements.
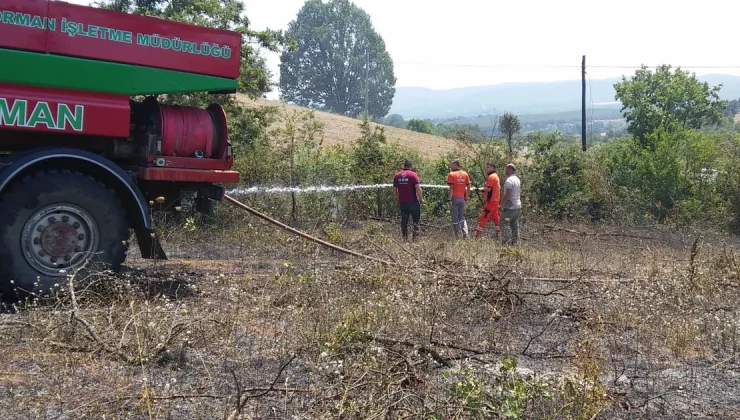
<box><xmin>237</xmin><ymin>95</ymin><xmax>459</xmax><ymax>159</ymax></box>
<box><xmin>1</xmin><ymin>205</ymin><xmax>739</xmax><ymax>419</ymax></box>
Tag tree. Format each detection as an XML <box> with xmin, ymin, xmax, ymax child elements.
<box><xmin>723</xmin><ymin>99</ymin><xmax>739</xmax><ymax>118</ymax></box>
<box><xmin>528</xmin><ymin>132</ymin><xmax>589</xmax><ymax>219</ymax></box>
<box><xmin>613</xmin><ymin>65</ymin><xmax>726</xmax><ymax>147</ymax></box>
<box><xmin>353</xmin><ymin>118</ymin><xmax>388</xmax><ymax>216</ymax></box>
<box><xmin>279</xmin><ymin>0</ymin><xmax>396</xmax><ymax>119</ymax></box>
<box><xmin>406</xmin><ymin>118</ymin><xmax>435</xmax><ymax>134</ymax></box>
<box><xmin>499</xmin><ymin>112</ymin><xmax>522</xmax><ymax>156</ymax></box>
<box><xmin>383</xmin><ymin>114</ymin><xmax>405</xmax><ymax>128</ymax></box>
<box><xmin>270</xmin><ymin>108</ymin><xmax>325</xmax><ymax>220</ymax></box>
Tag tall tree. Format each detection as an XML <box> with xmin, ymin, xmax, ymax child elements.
<box><xmin>383</xmin><ymin>114</ymin><xmax>405</xmax><ymax>128</ymax></box>
<box><xmin>614</xmin><ymin>65</ymin><xmax>726</xmax><ymax>147</ymax></box>
<box><xmin>499</xmin><ymin>112</ymin><xmax>522</xmax><ymax>156</ymax></box>
<box><xmin>279</xmin><ymin>0</ymin><xmax>396</xmax><ymax>119</ymax></box>
<box><xmin>723</xmin><ymin>99</ymin><xmax>739</xmax><ymax>118</ymax></box>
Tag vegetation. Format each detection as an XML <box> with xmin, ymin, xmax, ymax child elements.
<box><xmin>279</xmin><ymin>0</ymin><xmax>396</xmax><ymax>119</ymax></box>
<box><xmin>237</xmin><ymin>95</ymin><xmax>459</xmax><ymax>158</ymax></box>
<box><xmin>3</xmin><ymin>203</ymin><xmax>738</xmax><ymax>418</ymax></box>
<box><xmin>429</xmin><ymin>109</ymin><xmax>629</xmax><ymax>141</ymax></box>
<box><xmin>499</xmin><ymin>112</ymin><xmax>522</xmax><ymax>156</ymax></box>
<box><xmin>382</xmin><ymin>113</ymin><xmax>406</xmax><ymax>128</ymax></box>
<box><xmin>3</xmin><ymin>2</ymin><xmax>740</xmax><ymax>419</ymax></box>
<box><xmin>227</xmin><ymin>62</ymin><xmax>740</xmax><ymax>238</ymax></box>
<box><xmin>723</xmin><ymin>98</ymin><xmax>739</xmax><ymax>117</ymax></box>
<box><xmin>406</xmin><ymin>118</ymin><xmax>436</xmax><ymax>134</ymax></box>
<box><xmin>613</xmin><ymin>65</ymin><xmax>726</xmax><ymax>144</ymax></box>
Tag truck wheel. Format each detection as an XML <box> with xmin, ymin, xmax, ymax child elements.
<box><xmin>0</xmin><ymin>169</ymin><xmax>130</xmax><ymax>298</ymax></box>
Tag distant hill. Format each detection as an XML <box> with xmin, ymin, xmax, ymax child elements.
<box><xmin>389</xmin><ymin>74</ymin><xmax>740</xmax><ymax>119</ymax></box>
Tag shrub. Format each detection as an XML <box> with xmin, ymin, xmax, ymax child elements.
<box><xmin>525</xmin><ymin>132</ymin><xmax>592</xmax><ymax>220</ymax></box>
<box><xmin>601</xmin><ymin>127</ymin><xmax>720</xmax><ymax>225</ymax></box>
<box><xmin>716</xmin><ymin>132</ymin><xmax>740</xmax><ymax>234</ymax></box>
<box><xmin>406</xmin><ymin>118</ymin><xmax>436</xmax><ymax>134</ymax></box>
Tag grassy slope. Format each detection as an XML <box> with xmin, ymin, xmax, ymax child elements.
<box><xmin>237</xmin><ymin>95</ymin><xmax>458</xmax><ymax>159</ymax></box>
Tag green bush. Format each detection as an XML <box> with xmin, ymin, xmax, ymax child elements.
<box><xmin>525</xmin><ymin>132</ymin><xmax>591</xmax><ymax>220</ymax></box>
<box><xmin>716</xmin><ymin>133</ymin><xmax>740</xmax><ymax>234</ymax></box>
<box><xmin>601</xmin><ymin>127</ymin><xmax>720</xmax><ymax>224</ymax></box>
<box><xmin>214</xmin><ymin>102</ymin><xmax>740</xmax><ymax>236</ymax></box>
<box><xmin>406</xmin><ymin>118</ymin><xmax>436</xmax><ymax>134</ymax></box>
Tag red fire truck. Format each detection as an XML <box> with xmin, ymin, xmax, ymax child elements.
<box><xmin>0</xmin><ymin>0</ymin><xmax>242</xmax><ymax>296</ymax></box>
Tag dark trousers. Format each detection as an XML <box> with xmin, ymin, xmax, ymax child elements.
<box><xmin>399</xmin><ymin>202</ymin><xmax>421</xmax><ymax>238</ymax></box>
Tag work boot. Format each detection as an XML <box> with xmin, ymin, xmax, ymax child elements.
<box><xmin>462</xmin><ymin>221</ymin><xmax>470</xmax><ymax>239</ymax></box>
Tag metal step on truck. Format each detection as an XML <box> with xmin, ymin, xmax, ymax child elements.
<box><xmin>0</xmin><ymin>0</ymin><xmax>242</xmax><ymax>297</ymax></box>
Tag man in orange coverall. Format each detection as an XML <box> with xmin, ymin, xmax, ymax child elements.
<box><xmin>474</xmin><ymin>162</ymin><xmax>501</xmax><ymax>238</ymax></box>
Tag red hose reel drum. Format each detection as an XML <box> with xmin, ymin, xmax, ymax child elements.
<box><xmin>147</xmin><ymin>98</ymin><xmax>229</xmax><ymax>159</ymax></box>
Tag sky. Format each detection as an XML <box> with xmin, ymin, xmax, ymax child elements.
<box><xmin>66</xmin><ymin>0</ymin><xmax>740</xmax><ymax>100</ymax></box>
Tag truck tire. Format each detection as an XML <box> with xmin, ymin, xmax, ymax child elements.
<box><xmin>0</xmin><ymin>169</ymin><xmax>130</xmax><ymax>298</ymax></box>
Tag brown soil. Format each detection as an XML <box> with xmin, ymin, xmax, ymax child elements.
<box><xmin>1</xmin><ymin>216</ymin><xmax>739</xmax><ymax>418</ymax></box>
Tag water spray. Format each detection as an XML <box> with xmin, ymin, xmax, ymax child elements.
<box><xmin>226</xmin><ymin>183</ymin><xmax>452</xmax><ymax>196</ymax></box>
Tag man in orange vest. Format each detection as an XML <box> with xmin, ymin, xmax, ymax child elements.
<box><xmin>447</xmin><ymin>159</ymin><xmax>471</xmax><ymax>238</ymax></box>
<box><xmin>474</xmin><ymin>162</ymin><xmax>502</xmax><ymax>238</ymax></box>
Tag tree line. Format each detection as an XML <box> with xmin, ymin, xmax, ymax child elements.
<box><xmin>95</xmin><ymin>0</ymin><xmax>740</xmax><ymax>236</ymax></box>
<box><xmin>224</xmin><ymin>63</ymin><xmax>740</xmax><ymax>236</ymax></box>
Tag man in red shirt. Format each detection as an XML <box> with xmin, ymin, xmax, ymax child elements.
<box><xmin>393</xmin><ymin>159</ymin><xmax>424</xmax><ymax>241</ymax></box>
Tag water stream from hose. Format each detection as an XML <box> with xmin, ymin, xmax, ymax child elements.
<box><xmin>226</xmin><ymin>183</ymin><xmax>451</xmax><ymax>195</ymax></box>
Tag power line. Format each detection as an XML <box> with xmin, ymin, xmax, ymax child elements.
<box><xmin>394</xmin><ymin>62</ymin><xmax>579</xmax><ymax>68</ymax></box>
<box><xmin>393</xmin><ymin>61</ymin><xmax>740</xmax><ymax>70</ymax></box>
<box><xmin>588</xmin><ymin>65</ymin><xmax>740</xmax><ymax>69</ymax></box>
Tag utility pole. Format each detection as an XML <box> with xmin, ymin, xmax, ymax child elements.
<box><xmin>581</xmin><ymin>55</ymin><xmax>587</xmax><ymax>151</ymax></box>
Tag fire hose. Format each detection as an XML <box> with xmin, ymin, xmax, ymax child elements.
<box><xmin>224</xmin><ymin>187</ymin><xmax>486</xmax><ymax>269</ymax></box>
<box><xmin>224</xmin><ymin>195</ymin><xmax>399</xmax><ymax>268</ymax></box>
<box><xmin>224</xmin><ymin>195</ymin><xmax>621</xmax><ymax>284</ymax></box>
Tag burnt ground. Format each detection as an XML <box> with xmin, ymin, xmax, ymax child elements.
<box><xmin>0</xmin><ymin>215</ymin><xmax>739</xmax><ymax>419</ymax></box>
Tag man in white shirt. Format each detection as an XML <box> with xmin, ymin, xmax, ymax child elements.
<box><xmin>499</xmin><ymin>163</ymin><xmax>522</xmax><ymax>245</ymax></box>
